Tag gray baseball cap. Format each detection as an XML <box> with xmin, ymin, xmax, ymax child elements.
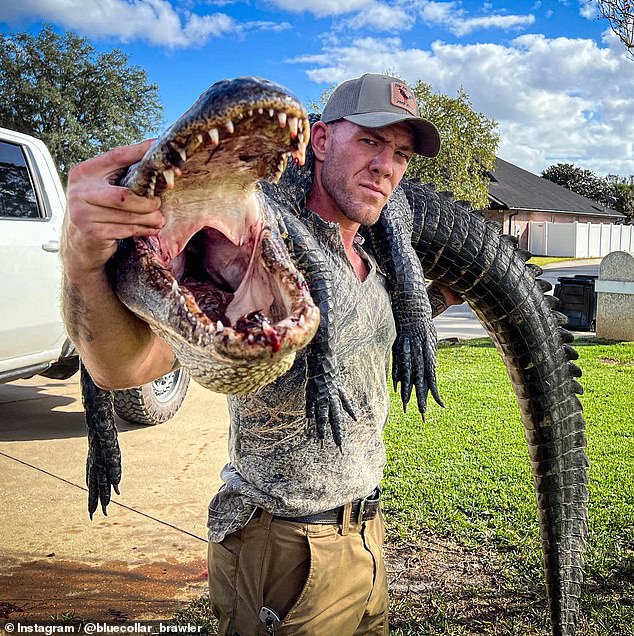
<box><xmin>321</xmin><ymin>73</ymin><xmax>441</xmax><ymax>158</ymax></box>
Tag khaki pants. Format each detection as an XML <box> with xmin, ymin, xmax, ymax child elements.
<box><xmin>208</xmin><ymin>507</ymin><xmax>388</xmax><ymax>635</ymax></box>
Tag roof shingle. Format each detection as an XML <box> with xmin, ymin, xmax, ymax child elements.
<box><xmin>488</xmin><ymin>157</ymin><xmax>623</xmax><ymax>218</ymax></box>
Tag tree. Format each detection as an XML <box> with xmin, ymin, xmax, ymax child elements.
<box><xmin>611</xmin><ymin>181</ymin><xmax>634</xmax><ymax>221</ymax></box>
<box><xmin>542</xmin><ymin>162</ymin><xmax>634</xmax><ymax>223</ymax></box>
<box><xmin>311</xmin><ymin>79</ymin><xmax>499</xmax><ymax>209</ymax></box>
<box><xmin>597</xmin><ymin>1</ymin><xmax>634</xmax><ymax>59</ymax></box>
<box><xmin>0</xmin><ymin>25</ymin><xmax>163</xmax><ymax>183</ymax></box>
<box><xmin>541</xmin><ymin>163</ymin><xmax>612</xmax><ymax>203</ymax></box>
<box><xmin>406</xmin><ymin>82</ymin><xmax>499</xmax><ymax>209</ymax></box>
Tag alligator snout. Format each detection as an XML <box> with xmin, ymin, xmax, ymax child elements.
<box><xmin>110</xmin><ymin>77</ymin><xmax>319</xmax><ymax>394</ymax></box>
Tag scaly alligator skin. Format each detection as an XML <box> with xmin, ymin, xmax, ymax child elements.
<box><xmin>275</xmin><ymin>113</ymin><xmax>442</xmax><ymax>419</ymax></box>
<box><xmin>378</xmin><ymin>181</ymin><xmax>588</xmax><ymax>636</ymax></box>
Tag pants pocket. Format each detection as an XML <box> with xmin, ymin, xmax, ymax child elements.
<box><xmin>276</xmin><ymin>524</ymin><xmax>375</xmax><ymax>636</ymax></box>
<box><xmin>259</xmin><ymin>520</ymin><xmax>314</xmax><ymax>626</ymax></box>
<box><xmin>208</xmin><ymin>537</ymin><xmax>239</xmax><ymax>630</ymax></box>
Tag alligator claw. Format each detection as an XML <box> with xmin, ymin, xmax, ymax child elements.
<box><xmin>81</xmin><ymin>364</ymin><xmax>122</xmax><ymax>518</ymax></box>
<box><xmin>391</xmin><ymin>324</ymin><xmax>443</xmax><ymax>417</ymax></box>
<box><xmin>306</xmin><ymin>355</ymin><xmax>356</xmax><ymax>449</ymax></box>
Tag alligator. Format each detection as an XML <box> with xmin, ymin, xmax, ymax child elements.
<box><xmin>78</xmin><ymin>77</ymin><xmax>588</xmax><ymax>636</ymax></box>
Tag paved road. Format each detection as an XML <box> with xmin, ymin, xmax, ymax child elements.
<box><xmin>435</xmin><ymin>259</ymin><xmax>600</xmax><ymax>340</ymax></box>
<box><xmin>0</xmin><ymin>377</ymin><xmax>230</xmax><ymax>621</ymax></box>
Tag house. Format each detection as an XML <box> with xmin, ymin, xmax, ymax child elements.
<box><xmin>483</xmin><ymin>157</ymin><xmax>625</xmax><ymax>251</ymax></box>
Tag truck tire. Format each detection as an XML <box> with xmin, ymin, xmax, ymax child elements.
<box><xmin>113</xmin><ymin>368</ymin><xmax>191</xmax><ymax>426</ymax></box>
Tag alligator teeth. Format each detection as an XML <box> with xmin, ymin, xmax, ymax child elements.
<box><xmin>225</xmin><ymin>120</ymin><xmax>235</xmax><ymax>134</ymax></box>
<box><xmin>278</xmin><ymin>112</ymin><xmax>287</xmax><ymax>128</ymax></box>
<box><xmin>163</xmin><ymin>169</ymin><xmax>175</xmax><ymax>189</ymax></box>
<box><xmin>209</xmin><ymin>128</ymin><xmax>219</xmax><ymax>145</ymax></box>
<box><xmin>179</xmin><ymin>295</ymin><xmax>186</xmax><ymax>306</ymax></box>
<box><xmin>196</xmin><ymin>133</ymin><xmax>204</xmax><ymax>144</ymax></box>
<box><xmin>288</xmin><ymin>116</ymin><xmax>298</xmax><ymax>137</ymax></box>
<box><xmin>248</xmin><ymin>110</ymin><xmax>253</xmax><ymax>116</ymax></box>
<box><xmin>258</xmin><ymin>108</ymin><xmax>264</xmax><ymax>114</ymax></box>
<box><xmin>269</xmin><ymin>108</ymin><xmax>275</xmax><ymax>117</ymax></box>
<box><xmin>168</xmin><ymin>142</ymin><xmax>187</xmax><ymax>163</ymax></box>
<box><xmin>171</xmin><ymin>280</ymin><xmax>179</xmax><ymax>294</ymax></box>
<box><xmin>262</xmin><ymin>320</ymin><xmax>274</xmax><ymax>336</ymax></box>
<box><xmin>299</xmin><ymin>314</ymin><xmax>306</xmax><ymax>327</ymax></box>
<box><xmin>247</xmin><ymin>335</ymin><xmax>255</xmax><ymax>344</ymax></box>
<box><xmin>293</xmin><ymin>142</ymin><xmax>307</xmax><ymax>166</ymax></box>
<box><xmin>216</xmin><ymin>320</ymin><xmax>224</xmax><ymax>333</ymax></box>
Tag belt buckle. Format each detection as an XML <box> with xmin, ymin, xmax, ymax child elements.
<box><xmin>356</xmin><ymin>497</ymin><xmax>366</xmax><ymax>525</ymax></box>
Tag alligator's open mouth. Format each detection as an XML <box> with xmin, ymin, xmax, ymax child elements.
<box><xmin>113</xmin><ymin>78</ymin><xmax>318</xmax><ymax>388</ymax></box>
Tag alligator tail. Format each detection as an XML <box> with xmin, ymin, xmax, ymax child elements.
<box><xmin>400</xmin><ymin>180</ymin><xmax>588</xmax><ymax>636</ymax></box>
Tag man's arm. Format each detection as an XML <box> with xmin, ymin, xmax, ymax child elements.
<box><xmin>427</xmin><ymin>281</ymin><xmax>464</xmax><ymax>318</ymax></box>
<box><xmin>61</xmin><ymin>141</ymin><xmax>176</xmax><ymax>390</ymax></box>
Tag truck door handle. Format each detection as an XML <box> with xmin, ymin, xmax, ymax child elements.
<box><xmin>42</xmin><ymin>240</ymin><xmax>60</xmax><ymax>253</ymax></box>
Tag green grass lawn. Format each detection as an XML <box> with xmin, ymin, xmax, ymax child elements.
<box><xmin>383</xmin><ymin>337</ymin><xmax>634</xmax><ymax>635</ymax></box>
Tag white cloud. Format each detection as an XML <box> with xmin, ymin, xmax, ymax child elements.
<box><xmin>577</xmin><ymin>0</ymin><xmax>597</xmax><ymax>20</ymax></box>
<box><xmin>340</xmin><ymin>2</ymin><xmax>415</xmax><ymax>32</ymax></box>
<box><xmin>417</xmin><ymin>0</ymin><xmax>535</xmax><ymax>37</ymax></box>
<box><xmin>0</xmin><ymin>0</ymin><xmax>287</xmax><ymax>47</ymax></box>
<box><xmin>290</xmin><ymin>31</ymin><xmax>634</xmax><ymax>177</ymax></box>
<box><xmin>449</xmin><ymin>13</ymin><xmax>536</xmax><ymax>36</ymax></box>
<box><xmin>266</xmin><ymin>0</ymin><xmax>368</xmax><ymax>17</ymax></box>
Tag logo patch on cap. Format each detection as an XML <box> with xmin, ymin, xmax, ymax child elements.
<box><xmin>390</xmin><ymin>82</ymin><xmax>418</xmax><ymax>117</ymax></box>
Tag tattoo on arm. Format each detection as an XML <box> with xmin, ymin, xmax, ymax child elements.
<box><xmin>427</xmin><ymin>283</ymin><xmax>448</xmax><ymax>319</ymax></box>
<box><xmin>62</xmin><ymin>276</ymin><xmax>95</xmax><ymax>344</ymax></box>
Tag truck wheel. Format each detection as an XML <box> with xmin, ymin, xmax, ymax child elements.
<box><xmin>113</xmin><ymin>368</ymin><xmax>191</xmax><ymax>426</ymax></box>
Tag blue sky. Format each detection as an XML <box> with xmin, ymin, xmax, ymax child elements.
<box><xmin>1</xmin><ymin>0</ymin><xmax>633</xmax><ymax>178</ymax></box>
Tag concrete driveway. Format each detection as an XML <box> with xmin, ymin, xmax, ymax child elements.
<box><xmin>0</xmin><ymin>376</ymin><xmax>229</xmax><ymax>622</ymax></box>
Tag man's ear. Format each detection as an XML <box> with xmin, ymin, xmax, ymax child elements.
<box><xmin>310</xmin><ymin>121</ymin><xmax>329</xmax><ymax>161</ymax></box>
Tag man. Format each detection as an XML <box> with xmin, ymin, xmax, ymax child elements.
<box><xmin>62</xmin><ymin>73</ymin><xmax>461</xmax><ymax>635</ymax></box>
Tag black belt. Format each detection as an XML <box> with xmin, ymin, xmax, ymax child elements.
<box><xmin>255</xmin><ymin>488</ymin><xmax>381</xmax><ymax>525</ymax></box>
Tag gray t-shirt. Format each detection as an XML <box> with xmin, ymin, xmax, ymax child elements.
<box><xmin>207</xmin><ymin>209</ymin><xmax>397</xmax><ymax>542</ymax></box>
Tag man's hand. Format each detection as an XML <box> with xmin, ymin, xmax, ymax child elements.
<box><xmin>437</xmin><ymin>284</ymin><xmax>464</xmax><ymax>307</ymax></box>
<box><xmin>62</xmin><ymin>140</ymin><xmax>164</xmax><ymax>278</ymax></box>
<box><xmin>60</xmin><ymin>140</ymin><xmax>176</xmax><ymax>390</ymax></box>
<box><xmin>427</xmin><ymin>281</ymin><xmax>464</xmax><ymax>318</ymax></box>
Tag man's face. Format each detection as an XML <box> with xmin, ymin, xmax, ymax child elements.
<box><xmin>319</xmin><ymin>120</ymin><xmax>414</xmax><ymax>227</ymax></box>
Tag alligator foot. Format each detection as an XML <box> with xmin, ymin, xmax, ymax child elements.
<box><xmin>81</xmin><ymin>363</ymin><xmax>122</xmax><ymax>518</ymax></box>
<box><xmin>306</xmin><ymin>352</ymin><xmax>356</xmax><ymax>449</ymax></box>
<box><xmin>391</xmin><ymin>322</ymin><xmax>444</xmax><ymax>417</ymax></box>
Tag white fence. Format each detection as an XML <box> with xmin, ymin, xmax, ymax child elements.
<box><xmin>528</xmin><ymin>221</ymin><xmax>634</xmax><ymax>257</ymax></box>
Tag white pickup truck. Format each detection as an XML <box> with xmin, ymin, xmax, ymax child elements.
<box><xmin>0</xmin><ymin>127</ymin><xmax>189</xmax><ymax>425</ymax></box>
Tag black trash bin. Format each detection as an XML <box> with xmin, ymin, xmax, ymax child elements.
<box><xmin>553</xmin><ymin>275</ymin><xmax>597</xmax><ymax>331</ymax></box>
